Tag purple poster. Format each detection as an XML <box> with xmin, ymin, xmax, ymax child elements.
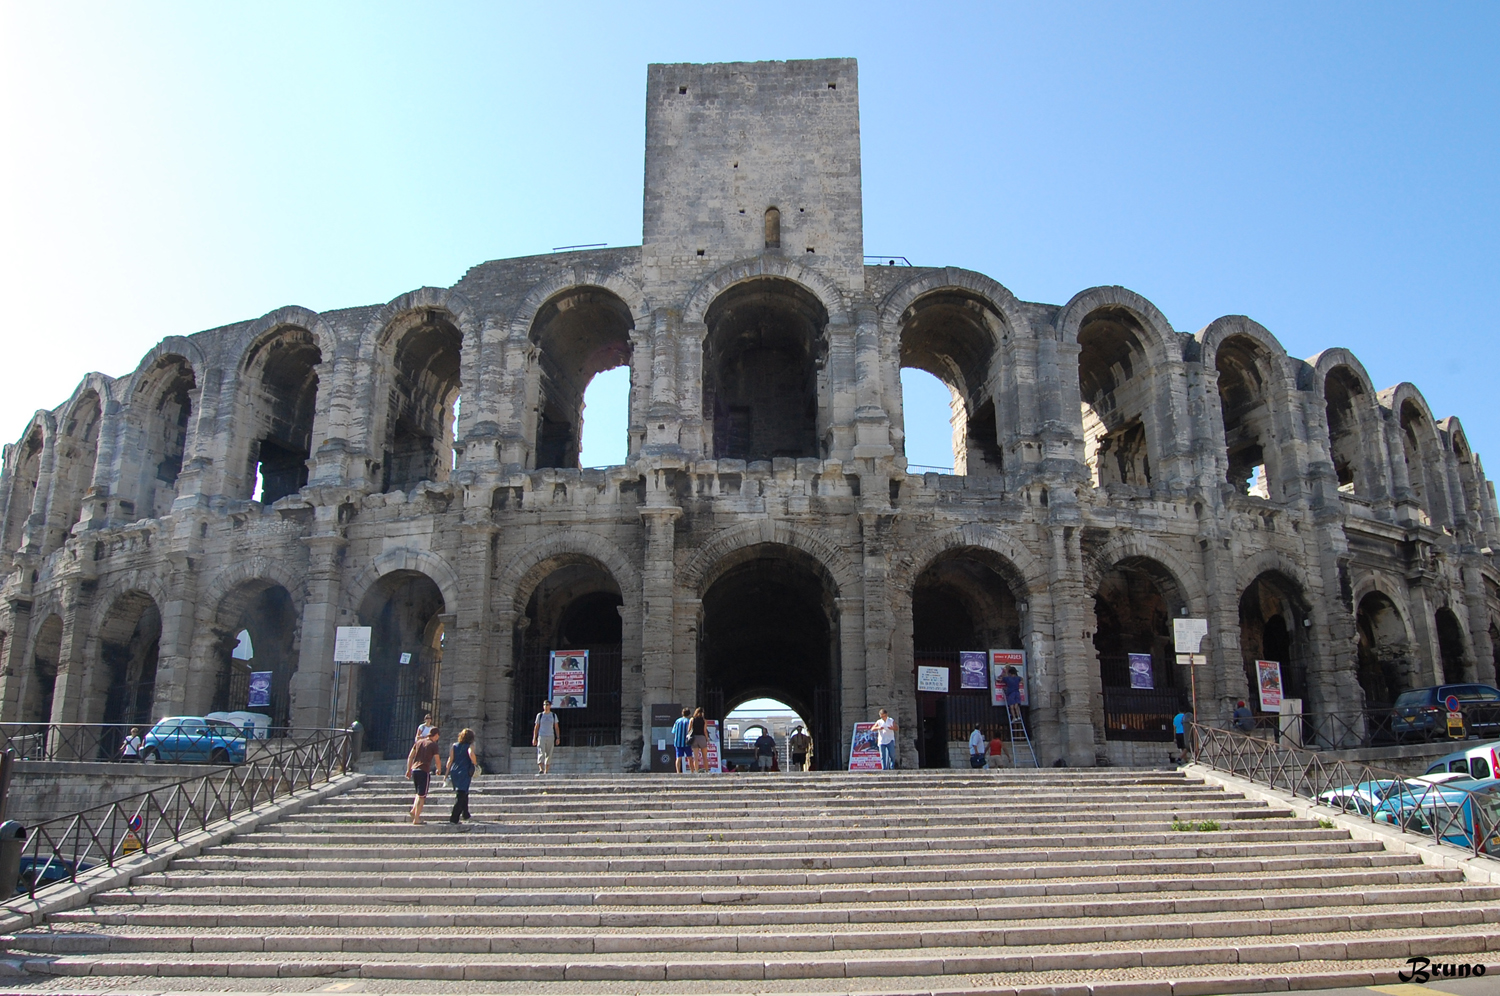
<box><xmin>959</xmin><ymin>651</ymin><xmax>988</xmax><ymax>690</ymax></box>
<box><xmin>1127</xmin><ymin>653</ymin><xmax>1154</xmax><ymax>690</ymax></box>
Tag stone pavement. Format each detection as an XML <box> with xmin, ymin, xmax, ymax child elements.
<box><xmin>1</xmin><ymin>768</ymin><xmax>1496</xmax><ymax>995</ymax></box>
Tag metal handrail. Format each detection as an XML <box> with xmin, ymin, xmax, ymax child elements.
<box><xmin>3</xmin><ymin>727</ymin><xmax>356</xmax><ymax>907</ymax></box>
<box><xmin>1236</xmin><ymin>702</ymin><xmax>1498</xmax><ymax>750</ymax></box>
<box><xmin>1191</xmin><ymin>722</ymin><xmax>1500</xmax><ymax>859</ymax></box>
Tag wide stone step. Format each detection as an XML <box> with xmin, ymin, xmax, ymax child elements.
<box><xmin>16</xmin><ymin>926</ymin><xmax>1497</xmax><ymax>982</ymax></box>
<box><xmin>132</xmin><ymin>851</ymin><xmax>1419</xmax><ymax>891</ymax></box>
<box><xmin>175</xmin><ymin>837</ymin><xmax>1387</xmax><ymax>872</ymax></box>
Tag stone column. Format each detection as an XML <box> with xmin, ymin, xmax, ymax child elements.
<box><xmin>836</xmin><ymin>595</ymin><xmax>866</xmax><ymax>767</ymax></box>
<box><xmin>1046</xmin><ymin>518</ymin><xmax>1098</xmax><ymax>766</ymax></box>
<box><xmin>0</xmin><ymin>595</ymin><xmax>32</xmax><ymax>722</ymax></box>
<box><xmin>482</xmin><ymin>607</ymin><xmax>517</xmax><ymax>774</ymax></box>
<box><xmin>150</xmin><ymin>544</ymin><xmax>204</xmax><ymax>718</ymax></box>
<box><xmin>47</xmin><ymin>580</ymin><xmax>96</xmax><ymax>729</ymax></box>
<box><xmin>21</xmin><ymin>420</ymin><xmax>57</xmax><ymax>556</ymax></box>
<box><xmin>289</xmin><ymin>515</ymin><xmax>348</xmax><ymax>730</ymax></box>
<box><xmin>639</xmin><ymin>502</ymin><xmax>681</xmax><ymax>767</ymax></box>
<box><xmin>852</xmin><ymin>306</ymin><xmax>892</xmax><ymax>460</ymax></box>
<box><xmin>1462</xmin><ymin>561</ymin><xmax>1497</xmax><ymax>684</ymax></box>
<box><xmin>444</xmin><ymin>520</ymin><xmax>495</xmax><ymax>746</ymax></box>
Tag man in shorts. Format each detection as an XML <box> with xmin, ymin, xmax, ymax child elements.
<box><xmin>1172</xmin><ymin>710</ymin><xmax>1193</xmax><ymax>763</ymax></box>
<box><xmin>533</xmin><ymin>699</ymin><xmax>560</xmax><ymax>776</ymax></box>
<box><xmin>405</xmin><ymin>727</ymin><xmax>443</xmax><ymax>825</ymax></box>
<box><xmin>788</xmin><ymin>726</ymin><xmax>811</xmax><ymax>772</ymax></box>
<box><xmin>671</xmin><ymin>707</ymin><xmax>692</xmax><ymax>773</ymax></box>
<box><xmin>754</xmin><ymin>730</ymin><xmax>776</xmax><ymax>772</ymax></box>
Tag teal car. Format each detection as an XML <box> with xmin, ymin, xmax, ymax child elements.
<box><xmin>140</xmin><ymin>716</ymin><xmax>247</xmax><ymax>764</ymax></box>
<box><xmin>1371</xmin><ymin>777</ymin><xmax>1500</xmax><ymax>854</ymax></box>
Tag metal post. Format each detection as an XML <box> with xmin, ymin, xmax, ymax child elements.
<box><xmin>0</xmin><ymin>749</ymin><xmax>13</xmax><ymax>824</ymax></box>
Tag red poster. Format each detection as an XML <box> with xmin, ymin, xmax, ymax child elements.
<box><xmin>848</xmin><ymin>721</ymin><xmax>883</xmax><ymax>770</ymax></box>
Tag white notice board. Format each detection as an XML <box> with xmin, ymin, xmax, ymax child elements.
<box><xmin>1173</xmin><ymin>618</ymin><xmax>1208</xmax><ymax>655</ymax></box>
<box><xmin>333</xmin><ymin>626</ymin><xmax>372</xmax><ymax>663</ymax></box>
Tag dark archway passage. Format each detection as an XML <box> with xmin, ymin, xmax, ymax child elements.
<box><xmin>382</xmin><ymin>313</ymin><xmax>462</xmax><ymax>493</ymax></box>
<box><xmin>511</xmin><ymin>559</ymin><xmax>624</xmax><ymax>747</ymax></box>
<box><xmin>699</xmin><ymin>546</ymin><xmax>840</xmax><ymax>769</ymax></box>
<box><xmin>529</xmin><ymin>288</ymin><xmax>634</xmax><ymax>470</ymax></box>
<box><xmin>244</xmin><ymin>328</ymin><xmax>321</xmax><ymax>503</ymax></box>
<box><xmin>1239</xmin><ymin>572</ymin><xmax>1312</xmax><ymax>712</ymax></box>
<box><xmin>1093</xmin><ymin>558</ymin><xmax>1185</xmax><ymax>741</ymax></box>
<box><xmin>911</xmin><ymin>549</ymin><xmax>1023</xmax><ymax>767</ymax></box>
<box><xmin>99</xmin><ymin>591</ymin><xmax>161</xmax><ymax>730</ymax></box>
<box><xmin>356</xmin><ymin>571</ymin><xmax>445</xmax><ymax>757</ymax></box>
<box><xmin>1435</xmin><ymin>608</ymin><xmax>1468</xmax><ymax>684</ymax></box>
<box><xmin>209</xmin><ymin>582</ymin><xmax>299</xmax><ymax>727</ymax></box>
<box><xmin>1354</xmin><ymin>592</ymin><xmax>1410</xmax><ymax>709</ymax></box>
<box><xmin>25</xmin><ymin>614</ymin><xmax>63</xmax><ymax>725</ymax></box>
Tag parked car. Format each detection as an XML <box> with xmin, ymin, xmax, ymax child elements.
<box><xmin>1422</xmin><ymin>740</ymin><xmax>1500</xmax><ymax>781</ymax></box>
<box><xmin>1317</xmin><ymin>774</ymin><xmax>1467</xmax><ymax>816</ymax></box>
<box><xmin>140</xmin><ymin>717</ymin><xmax>247</xmax><ymax>764</ymax></box>
<box><xmin>1390</xmin><ymin>684</ymin><xmax>1500</xmax><ymax>742</ymax></box>
<box><xmin>15</xmin><ymin>855</ymin><xmax>91</xmax><ymax>895</ymax></box>
<box><xmin>1371</xmin><ymin>777</ymin><xmax>1500</xmax><ymax>854</ymax></box>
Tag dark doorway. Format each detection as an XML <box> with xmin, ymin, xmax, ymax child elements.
<box><xmin>1239</xmin><ymin>572</ymin><xmax>1312</xmax><ymax>712</ymax></box>
<box><xmin>698</xmin><ymin>546</ymin><xmax>840</xmax><ymax>769</ymax></box>
<box><xmin>1354</xmin><ymin>592</ymin><xmax>1410</xmax><ymax>709</ymax></box>
<box><xmin>356</xmin><ymin>571</ymin><xmax>446</xmax><ymax>758</ymax></box>
<box><xmin>210</xmin><ymin>582</ymin><xmax>299</xmax><ymax>728</ymax></box>
<box><xmin>1436</xmin><ymin>608</ymin><xmax>1468</xmax><ymax>684</ymax></box>
<box><xmin>1093</xmin><ymin>558</ymin><xmax>1184</xmax><ymax>741</ymax></box>
<box><xmin>99</xmin><ymin>591</ymin><xmax>161</xmax><ymax>731</ymax></box>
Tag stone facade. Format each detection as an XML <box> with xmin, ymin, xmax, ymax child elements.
<box><xmin>1</xmin><ymin>58</ymin><xmax>1497</xmax><ymax>771</ymax></box>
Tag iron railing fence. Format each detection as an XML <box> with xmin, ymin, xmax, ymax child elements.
<box><xmin>1234</xmin><ymin>702</ymin><xmax>1500</xmax><ymax>751</ymax></box>
<box><xmin>1191</xmin><ymin>723</ymin><xmax>1500</xmax><ymax>859</ymax></box>
<box><xmin>2</xmin><ymin>727</ymin><xmax>356</xmax><ymax>907</ymax></box>
<box><xmin>0</xmin><ymin>723</ymin><xmax>317</xmax><ymax>763</ymax></box>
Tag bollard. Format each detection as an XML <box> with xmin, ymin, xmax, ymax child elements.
<box><xmin>0</xmin><ymin>820</ymin><xmax>26</xmax><ymax>899</ymax></box>
<box><xmin>0</xmin><ymin>749</ymin><xmax>13</xmax><ymax>824</ymax></box>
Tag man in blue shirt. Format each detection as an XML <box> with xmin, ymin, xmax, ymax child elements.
<box><xmin>1172</xmin><ymin>710</ymin><xmax>1193</xmax><ymax>764</ymax></box>
<box><xmin>671</xmin><ymin>708</ymin><xmax>692</xmax><ymax>773</ymax></box>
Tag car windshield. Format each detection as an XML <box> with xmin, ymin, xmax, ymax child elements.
<box><xmin>1393</xmin><ymin>690</ymin><xmax>1431</xmax><ymax>709</ymax></box>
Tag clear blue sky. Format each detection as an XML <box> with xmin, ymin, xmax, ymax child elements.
<box><xmin>2</xmin><ymin>3</ymin><xmax>1495</xmax><ymax>472</ymax></box>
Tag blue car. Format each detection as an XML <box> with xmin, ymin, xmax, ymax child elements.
<box><xmin>140</xmin><ymin>716</ymin><xmax>247</xmax><ymax>765</ymax></box>
<box><xmin>1371</xmin><ymin>777</ymin><xmax>1500</xmax><ymax>854</ymax></box>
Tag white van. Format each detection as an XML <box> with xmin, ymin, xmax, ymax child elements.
<box><xmin>1423</xmin><ymin>740</ymin><xmax>1500</xmax><ymax>781</ymax></box>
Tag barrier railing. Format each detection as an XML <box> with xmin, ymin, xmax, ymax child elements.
<box><xmin>1191</xmin><ymin>722</ymin><xmax>1500</xmax><ymax>859</ymax></box>
<box><xmin>1239</xmin><ymin>702</ymin><xmax>1500</xmax><ymax>750</ymax></box>
<box><xmin>2</xmin><ymin>727</ymin><xmax>356</xmax><ymax>907</ymax></box>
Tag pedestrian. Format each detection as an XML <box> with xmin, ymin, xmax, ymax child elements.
<box><xmin>754</xmin><ymin>729</ymin><xmax>776</xmax><ymax>772</ymax></box>
<box><xmin>987</xmin><ymin>729</ymin><xmax>1006</xmax><ymax>769</ymax></box>
<box><xmin>415</xmin><ymin>712</ymin><xmax>434</xmax><ymax>743</ymax></box>
<box><xmin>1233</xmin><ymin>700</ymin><xmax>1255</xmax><ymax>733</ymax></box>
<box><xmin>121</xmin><ymin>727</ymin><xmax>143</xmax><ymax>763</ymax></box>
<box><xmin>447</xmin><ymin>728</ymin><xmax>477</xmax><ymax>824</ymax></box>
<box><xmin>1172</xmin><ymin>710</ymin><xmax>1193</xmax><ymax>763</ymax></box>
<box><xmin>1001</xmin><ymin>666</ymin><xmax>1023</xmax><ymax>722</ymax></box>
<box><xmin>672</xmin><ymin>707</ymin><xmax>692</xmax><ymax>774</ymax></box>
<box><xmin>405</xmin><ymin>727</ymin><xmax>443</xmax><ymax>825</ymax></box>
<box><xmin>788</xmin><ymin>726</ymin><xmax>811</xmax><ymax>772</ymax></box>
<box><xmin>871</xmin><ymin>708</ymin><xmax>899</xmax><ymax>770</ymax></box>
<box><xmin>968</xmin><ymin>723</ymin><xmax>986</xmax><ymax>769</ymax></box>
<box><xmin>533</xmin><ymin>700</ymin><xmax>559</xmax><ymax>776</ymax></box>
<box><xmin>689</xmin><ymin>707</ymin><xmax>708</xmax><ymax>774</ymax></box>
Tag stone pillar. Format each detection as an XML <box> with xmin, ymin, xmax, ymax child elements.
<box><xmin>851</xmin><ymin>306</ymin><xmax>892</xmax><ymax>460</ymax></box>
<box><xmin>1462</xmin><ymin>561</ymin><xmax>1497</xmax><ymax>684</ymax></box>
<box><xmin>836</xmin><ymin>595</ymin><xmax>866</xmax><ymax>767</ymax></box>
<box><xmin>289</xmin><ymin>516</ymin><xmax>347</xmax><ymax>730</ymax></box>
<box><xmin>1046</xmin><ymin>518</ymin><xmax>1097</xmax><ymax>766</ymax></box>
<box><xmin>21</xmin><ymin>420</ymin><xmax>57</xmax><ymax>556</ymax></box>
<box><xmin>824</xmin><ymin>320</ymin><xmax>857</xmax><ymax>458</ymax></box>
<box><xmin>639</xmin><ymin>502</ymin><xmax>681</xmax><ymax>767</ymax></box>
<box><xmin>147</xmin><ymin>545</ymin><xmax>202</xmax><ymax>718</ymax></box>
<box><xmin>482</xmin><ymin>607</ymin><xmax>517</xmax><ymax>774</ymax></box>
<box><xmin>47</xmin><ymin>580</ymin><xmax>96</xmax><ymax>728</ymax></box>
<box><xmin>0</xmin><ymin>595</ymin><xmax>32</xmax><ymax>721</ymax></box>
<box><xmin>859</xmin><ymin>510</ymin><xmax>894</xmax><ymax>767</ymax></box>
<box><xmin>677</xmin><ymin>320</ymin><xmax>706</xmax><ymax>457</ymax></box>
<box><xmin>445</xmin><ymin>520</ymin><xmax>496</xmax><ymax>750</ymax></box>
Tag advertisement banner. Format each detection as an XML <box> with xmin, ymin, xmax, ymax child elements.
<box><xmin>916</xmin><ymin>665</ymin><xmax>949</xmax><ymax>693</ymax></box>
<box><xmin>959</xmin><ymin>651</ymin><xmax>988</xmax><ymax>689</ymax></box>
<box><xmin>848</xmin><ymin>721</ymin><xmax>883</xmax><ymax>770</ymax></box>
<box><xmin>247</xmin><ymin>671</ymin><xmax>272</xmax><ymax>708</ymax></box>
<box><xmin>548</xmin><ymin>650</ymin><xmax>588</xmax><ymax>708</ymax></box>
<box><xmin>989</xmin><ymin>650</ymin><xmax>1028</xmax><ymax>707</ymax></box>
<box><xmin>1127</xmin><ymin>653</ymin><xmax>1154</xmax><ymax>690</ymax></box>
<box><xmin>1256</xmin><ymin>660</ymin><xmax>1283</xmax><ymax>712</ymax></box>
<box><xmin>705</xmin><ymin>719</ymin><xmax>723</xmax><ymax>773</ymax></box>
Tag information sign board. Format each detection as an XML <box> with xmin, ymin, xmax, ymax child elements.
<box><xmin>548</xmin><ymin>650</ymin><xmax>588</xmax><ymax>708</ymax></box>
<box><xmin>332</xmin><ymin>626</ymin><xmax>371</xmax><ymax>663</ymax></box>
<box><xmin>917</xmin><ymin>665</ymin><xmax>950</xmax><ymax>693</ymax></box>
<box><xmin>1173</xmin><ymin>618</ymin><xmax>1209</xmax><ymax>654</ymax></box>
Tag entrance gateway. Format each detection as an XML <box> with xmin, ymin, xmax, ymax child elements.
<box><xmin>2</xmin><ymin>58</ymin><xmax>1494</xmax><ymax>771</ymax></box>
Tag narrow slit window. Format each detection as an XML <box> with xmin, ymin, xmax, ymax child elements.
<box><xmin>764</xmin><ymin>207</ymin><xmax>780</xmax><ymax>249</ymax></box>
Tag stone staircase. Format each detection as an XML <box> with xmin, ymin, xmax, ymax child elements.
<box><xmin>5</xmin><ymin>768</ymin><xmax>1499</xmax><ymax>994</ymax></box>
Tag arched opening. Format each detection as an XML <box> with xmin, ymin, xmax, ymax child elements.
<box><xmin>529</xmin><ymin>288</ymin><xmax>634</xmax><ymax>470</ymax></box>
<box><xmin>2</xmin><ymin>425</ymin><xmax>44</xmax><ymax>556</ymax></box>
<box><xmin>209</xmin><ymin>582</ymin><xmax>299</xmax><ymax>727</ymax></box>
<box><xmin>99</xmin><ymin>591</ymin><xmax>161</xmax><ymax>731</ymax></box>
<box><xmin>243</xmin><ymin>327</ymin><xmax>321</xmax><ymax>504</ymax></box>
<box><xmin>764</xmin><ymin>207</ymin><xmax>781</xmax><ymax>250</ymax></box>
<box><xmin>1238</xmin><ymin>572</ymin><xmax>1312</xmax><ymax>713</ymax></box>
<box><xmin>1093</xmin><ymin>558</ymin><xmax>1186</xmax><ymax>742</ymax></box>
<box><xmin>1435</xmin><ymin>607</ymin><xmax>1468</xmax><ymax>684</ymax></box>
<box><xmin>47</xmin><ymin>392</ymin><xmax>102</xmax><ymax>552</ymax></box>
<box><xmin>1354</xmin><ymin>592</ymin><xmax>1411</xmax><ymax>709</ymax></box>
<box><xmin>699</xmin><ymin>545</ymin><xmax>840</xmax><ymax>769</ymax></box>
<box><xmin>133</xmin><ymin>356</ymin><xmax>196</xmax><ymax>519</ymax></box>
<box><xmin>382</xmin><ymin>312</ymin><xmax>462</xmax><ymax>493</ymax></box>
<box><xmin>1490</xmin><ymin>620</ymin><xmax>1500</xmax><ymax>681</ymax></box>
<box><xmin>355</xmin><ymin>571</ymin><xmax>445</xmax><ymax>757</ymax></box>
<box><xmin>723</xmin><ymin>697</ymin><xmax>808</xmax><ymax>771</ymax></box>
<box><xmin>898</xmin><ymin>289</ymin><xmax>1002</xmax><ymax>478</ymax></box>
<box><xmin>510</xmin><ymin>559</ymin><xmax>624</xmax><ymax>748</ymax></box>
<box><xmin>1398</xmin><ymin>400</ymin><xmax>1443</xmax><ymax>524</ymax></box>
<box><xmin>1324</xmin><ymin>367</ymin><xmax>1366</xmax><ymax>495</ymax></box>
<box><xmin>1216</xmin><ymin>336</ymin><xmax>1278</xmax><ymax>499</ymax></box>
<box><xmin>703</xmin><ymin>278</ymin><xmax>826</xmax><ymax>462</ymax></box>
<box><xmin>23</xmin><ymin>614</ymin><xmax>62</xmax><ymax>725</ymax></box>
<box><xmin>1078</xmin><ymin>308</ymin><xmax>1153</xmax><ymax>490</ymax></box>
<box><xmin>911</xmin><ymin>548</ymin><xmax>1023</xmax><ymax>768</ymax></box>
<box><xmin>897</xmin><ymin>368</ymin><xmax>957</xmax><ymax>471</ymax></box>
<box><xmin>1449</xmin><ymin>429</ymin><xmax>1485</xmax><ymax>531</ymax></box>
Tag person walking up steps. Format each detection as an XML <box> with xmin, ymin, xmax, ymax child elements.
<box><xmin>689</xmin><ymin>707</ymin><xmax>708</xmax><ymax>774</ymax></box>
<box><xmin>754</xmin><ymin>729</ymin><xmax>776</xmax><ymax>772</ymax></box>
<box><xmin>788</xmin><ymin>726</ymin><xmax>811</xmax><ymax>772</ymax></box>
<box><xmin>447</xmin><ymin>728</ymin><xmax>477</xmax><ymax>824</ymax></box>
<box><xmin>672</xmin><ymin>707</ymin><xmax>692</xmax><ymax>773</ymax></box>
<box><xmin>405</xmin><ymin>727</ymin><xmax>443</xmax><ymax>825</ymax></box>
<box><xmin>533</xmin><ymin>700</ymin><xmax>559</xmax><ymax>776</ymax></box>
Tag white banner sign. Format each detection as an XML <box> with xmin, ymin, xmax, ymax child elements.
<box><xmin>1173</xmin><ymin>618</ymin><xmax>1208</xmax><ymax>655</ymax></box>
<box><xmin>916</xmin><ymin>665</ymin><xmax>949</xmax><ymax>693</ymax></box>
<box><xmin>332</xmin><ymin>626</ymin><xmax>372</xmax><ymax>663</ymax></box>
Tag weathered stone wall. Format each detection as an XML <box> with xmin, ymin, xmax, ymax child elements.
<box><xmin>1</xmin><ymin>58</ymin><xmax>1497</xmax><ymax>773</ymax></box>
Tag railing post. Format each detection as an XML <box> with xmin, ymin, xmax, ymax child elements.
<box><xmin>0</xmin><ymin>748</ymin><xmax>13</xmax><ymax>824</ymax></box>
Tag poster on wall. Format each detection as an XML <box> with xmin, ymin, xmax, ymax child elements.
<box><xmin>959</xmin><ymin>651</ymin><xmax>988</xmax><ymax>690</ymax></box>
<box><xmin>848</xmin><ymin>721</ymin><xmax>883</xmax><ymax>770</ymax></box>
<box><xmin>705</xmin><ymin>719</ymin><xmax>723</xmax><ymax>773</ymax></box>
<box><xmin>916</xmin><ymin>665</ymin><xmax>950</xmax><ymax>693</ymax></box>
<box><xmin>1256</xmin><ymin>660</ymin><xmax>1283</xmax><ymax>712</ymax></box>
<box><xmin>247</xmin><ymin>671</ymin><xmax>272</xmax><ymax>708</ymax></box>
<box><xmin>989</xmin><ymin>650</ymin><xmax>1028</xmax><ymax>708</ymax></box>
<box><xmin>548</xmin><ymin>650</ymin><xmax>588</xmax><ymax>708</ymax></box>
<box><xmin>1127</xmin><ymin>653</ymin><xmax>1154</xmax><ymax>690</ymax></box>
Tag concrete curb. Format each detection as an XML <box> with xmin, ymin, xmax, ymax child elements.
<box><xmin>1189</xmin><ymin>763</ymin><xmax>1500</xmax><ymax>885</ymax></box>
<box><xmin>0</xmin><ymin>772</ymin><xmax>367</xmax><ymax>937</ymax></box>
